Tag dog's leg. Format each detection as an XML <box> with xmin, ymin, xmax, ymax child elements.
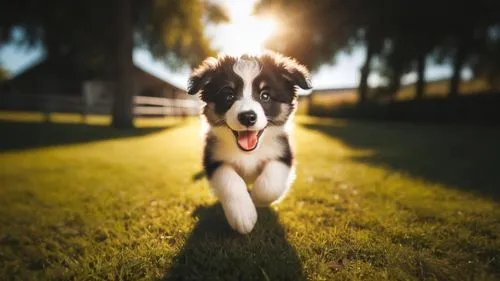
<box><xmin>251</xmin><ymin>161</ymin><xmax>293</xmax><ymax>206</ymax></box>
<box><xmin>210</xmin><ymin>165</ymin><xmax>257</xmax><ymax>234</ymax></box>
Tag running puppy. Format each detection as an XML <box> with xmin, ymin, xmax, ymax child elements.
<box><xmin>187</xmin><ymin>51</ymin><xmax>312</xmax><ymax>234</ymax></box>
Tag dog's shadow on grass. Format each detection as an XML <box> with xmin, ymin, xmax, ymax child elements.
<box><xmin>163</xmin><ymin>203</ymin><xmax>305</xmax><ymax>281</ymax></box>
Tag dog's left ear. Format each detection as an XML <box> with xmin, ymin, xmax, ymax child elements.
<box><xmin>187</xmin><ymin>57</ymin><xmax>218</xmax><ymax>95</ymax></box>
<box><xmin>263</xmin><ymin>52</ymin><xmax>312</xmax><ymax>90</ymax></box>
<box><xmin>280</xmin><ymin>60</ymin><xmax>313</xmax><ymax>90</ymax></box>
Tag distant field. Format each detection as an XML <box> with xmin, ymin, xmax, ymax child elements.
<box><xmin>1</xmin><ymin>111</ymin><xmax>499</xmax><ymax>280</ymax></box>
<box><xmin>308</xmin><ymin>78</ymin><xmax>493</xmax><ymax>110</ymax></box>
<box><xmin>396</xmin><ymin>78</ymin><xmax>491</xmax><ymax>100</ymax></box>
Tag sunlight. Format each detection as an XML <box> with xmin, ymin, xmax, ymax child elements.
<box><xmin>229</xmin><ymin>16</ymin><xmax>278</xmax><ymax>55</ymax></box>
<box><xmin>214</xmin><ymin>1</ymin><xmax>279</xmax><ymax>56</ymax></box>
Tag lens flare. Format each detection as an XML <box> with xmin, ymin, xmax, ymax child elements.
<box><xmin>215</xmin><ymin>13</ymin><xmax>280</xmax><ymax>56</ymax></box>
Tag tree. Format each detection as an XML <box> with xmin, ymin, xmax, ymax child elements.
<box><xmin>256</xmin><ymin>0</ymin><xmax>396</xmax><ymax>104</ymax></box>
<box><xmin>376</xmin><ymin>0</ymin><xmax>445</xmax><ymax>100</ymax></box>
<box><xmin>112</xmin><ymin>0</ymin><xmax>134</xmax><ymax>128</ymax></box>
<box><xmin>348</xmin><ymin>0</ymin><xmax>397</xmax><ymax>104</ymax></box>
<box><xmin>415</xmin><ymin>52</ymin><xmax>427</xmax><ymax>99</ymax></box>
<box><xmin>357</xmin><ymin>30</ymin><xmax>383</xmax><ymax>104</ymax></box>
<box><xmin>0</xmin><ymin>0</ymin><xmax>228</xmax><ymax>128</ymax></box>
<box><xmin>434</xmin><ymin>0</ymin><xmax>498</xmax><ymax>97</ymax></box>
<box><xmin>473</xmin><ymin>25</ymin><xmax>500</xmax><ymax>90</ymax></box>
<box><xmin>257</xmin><ymin>0</ymin><xmax>500</xmax><ymax>104</ymax></box>
<box><xmin>255</xmin><ymin>0</ymin><xmax>352</xmax><ymax>73</ymax></box>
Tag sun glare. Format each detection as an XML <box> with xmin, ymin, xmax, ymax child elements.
<box><xmin>232</xmin><ymin>16</ymin><xmax>277</xmax><ymax>55</ymax></box>
<box><xmin>216</xmin><ymin>1</ymin><xmax>279</xmax><ymax>56</ymax></box>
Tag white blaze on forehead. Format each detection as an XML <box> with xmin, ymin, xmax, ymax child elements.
<box><xmin>226</xmin><ymin>57</ymin><xmax>268</xmax><ymax>131</ymax></box>
<box><xmin>233</xmin><ymin>58</ymin><xmax>261</xmax><ymax>99</ymax></box>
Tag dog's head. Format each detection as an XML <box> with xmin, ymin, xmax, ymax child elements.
<box><xmin>188</xmin><ymin>51</ymin><xmax>312</xmax><ymax>152</ymax></box>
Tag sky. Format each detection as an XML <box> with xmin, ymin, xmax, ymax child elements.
<box><xmin>0</xmin><ymin>0</ymin><xmax>469</xmax><ymax>91</ymax></box>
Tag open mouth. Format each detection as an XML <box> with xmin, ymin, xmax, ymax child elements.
<box><xmin>231</xmin><ymin>129</ymin><xmax>264</xmax><ymax>151</ymax></box>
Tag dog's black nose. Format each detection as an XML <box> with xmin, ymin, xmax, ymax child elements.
<box><xmin>238</xmin><ymin>111</ymin><xmax>257</xmax><ymax>127</ymax></box>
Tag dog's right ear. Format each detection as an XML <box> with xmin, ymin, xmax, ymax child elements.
<box><xmin>187</xmin><ymin>57</ymin><xmax>219</xmax><ymax>95</ymax></box>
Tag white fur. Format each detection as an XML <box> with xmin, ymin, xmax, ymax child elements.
<box><xmin>210</xmin><ymin>165</ymin><xmax>258</xmax><ymax>234</ymax></box>
<box><xmin>210</xmin><ymin>125</ymin><xmax>288</xmax><ymax>183</ymax></box>
<box><xmin>202</xmin><ymin>57</ymin><xmax>298</xmax><ymax>234</ymax></box>
<box><xmin>233</xmin><ymin>58</ymin><xmax>260</xmax><ymax>91</ymax></box>
<box><xmin>226</xmin><ymin>58</ymin><xmax>267</xmax><ymax>131</ymax></box>
<box><xmin>251</xmin><ymin>161</ymin><xmax>295</xmax><ymax>206</ymax></box>
<box><xmin>206</xmin><ymin>124</ymin><xmax>294</xmax><ymax>234</ymax></box>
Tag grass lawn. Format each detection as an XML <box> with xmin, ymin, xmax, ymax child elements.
<box><xmin>0</xmin><ymin>111</ymin><xmax>499</xmax><ymax>281</ymax></box>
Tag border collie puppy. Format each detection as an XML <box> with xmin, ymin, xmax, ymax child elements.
<box><xmin>187</xmin><ymin>51</ymin><xmax>312</xmax><ymax>234</ymax></box>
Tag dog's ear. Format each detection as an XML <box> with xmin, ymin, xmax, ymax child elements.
<box><xmin>280</xmin><ymin>59</ymin><xmax>312</xmax><ymax>90</ymax></box>
<box><xmin>262</xmin><ymin>51</ymin><xmax>312</xmax><ymax>90</ymax></box>
<box><xmin>187</xmin><ymin>57</ymin><xmax>219</xmax><ymax>95</ymax></box>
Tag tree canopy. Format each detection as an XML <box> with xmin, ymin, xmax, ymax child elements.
<box><xmin>256</xmin><ymin>0</ymin><xmax>500</xmax><ymax>101</ymax></box>
<box><xmin>0</xmin><ymin>0</ymin><xmax>228</xmax><ymax>74</ymax></box>
<box><xmin>0</xmin><ymin>0</ymin><xmax>228</xmax><ymax>128</ymax></box>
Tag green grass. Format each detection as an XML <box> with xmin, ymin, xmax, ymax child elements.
<box><xmin>0</xmin><ymin>112</ymin><xmax>499</xmax><ymax>281</ymax></box>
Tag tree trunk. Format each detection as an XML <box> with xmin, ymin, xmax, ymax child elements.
<box><xmin>112</xmin><ymin>0</ymin><xmax>134</xmax><ymax>128</ymax></box>
<box><xmin>415</xmin><ymin>53</ymin><xmax>426</xmax><ymax>99</ymax></box>
<box><xmin>388</xmin><ymin>62</ymin><xmax>403</xmax><ymax>100</ymax></box>
<box><xmin>449</xmin><ymin>40</ymin><xmax>467</xmax><ymax>98</ymax></box>
<box><xmin>358</xmin><ymin>40</ymin><xmax>374</xmax><ymax>104</ymax></box>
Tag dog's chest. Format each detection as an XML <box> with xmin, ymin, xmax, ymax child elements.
<box><xmin>213</xmin><ymin>135</ymin><xmax>284</xmax><ymax>183</ymax></box>
<box><xmin>231</xmin><ymin>153</ymin><xmax>265</xmax><ymax>183</ymax></box>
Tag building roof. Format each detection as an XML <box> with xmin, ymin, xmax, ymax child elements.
<box><xmin>133</xmin><ymin>64</ymin><xmax>185</xmax><ymax>93</ymax></box>
<box><xmin>1</xmin><ymin>58</ymin><xmax>186</xmax><ymax>94</ymax></box>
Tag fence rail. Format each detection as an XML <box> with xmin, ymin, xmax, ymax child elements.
<box><xmin>0</xmin><ymin>94</ymin><xmax>201</xmax><ymax>119</ymax></box>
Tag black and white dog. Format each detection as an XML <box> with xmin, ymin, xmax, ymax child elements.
<box><xmin>187</xmin><ymin>51</ymin><xmax>312</xmax><ymax>234</ymax></box>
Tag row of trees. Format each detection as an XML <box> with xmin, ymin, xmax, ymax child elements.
<box><xmin>0</xmin><ymin>0</ymin><xmax>228</xmax><ymax>128</ymax></box>
<box><xmin>256</xmin><ymin>0</ymin><xmax>500</xmax><ymax>103</ymax></box>
<box><xmin>1</xmin><ymin>1</ymin><xmax>499</xmax><ymax>125</ymax></box>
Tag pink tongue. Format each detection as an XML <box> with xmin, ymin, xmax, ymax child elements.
<box><xmin>238</xmin><ymin>131</ymin><xmax>258</xmax><ymax>150</ymax></box>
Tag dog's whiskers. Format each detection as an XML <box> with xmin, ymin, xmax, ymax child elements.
<box><xmin>266</xmin><ymin>117</ymin><xmax>280</xmax><ymax>126</ymax></box>
<box><xmin>213</xmin><ymin>118</ymin><xmax>226</xmax><ymax>126</ymax></box>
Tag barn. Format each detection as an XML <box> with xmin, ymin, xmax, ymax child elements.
<box><xmin>0</xmin><ymin>58</ymin><xmax>199</xmax><ymax>116</ymax></box>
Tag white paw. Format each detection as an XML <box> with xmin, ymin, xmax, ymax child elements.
<box><xmin>251</xmin><ymin>179</ymin><xmax>286</xmax><ymax>207</ymax></box>
<box><xmin>251</xmin><ymin>161</ymin><xmax>292</xmax><ymax>207</ymax></box>
<box><xmin>222</xmin><ymin>197</ymin><xmax>258</xmax><ymax>234</ymax></box>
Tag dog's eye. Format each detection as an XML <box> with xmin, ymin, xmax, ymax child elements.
<box><xmin>225</xmin><ymin>94</ymin><xmax>235</xmax><ymax>103</ymax></box>
<box><xmin>260</xmin><ymin>91</ymin><xmax>271</xmax><ymax>102</ymax></box>
<box><xmin>219</xmin><ymin>87</ymin><xmax>235</xmax><ymax>104</ymax></box>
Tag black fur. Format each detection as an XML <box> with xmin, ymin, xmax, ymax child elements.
<box><xmin>259</xmin><ymin>52</ymin><xmax>312</xmax><ymax>92</ymax></box>
<box><xmin>190</xmin><ymin>52</ymin><xmax>310</xmax><ymax>179</ymax></box>
<box><xmin>203</xmin><ymin>134</ymin><xmax>293</xmax><ymax>179</ymax></box>
<box><xmin>188</xmin><ymin>51</ymin><xmax>312</xmax><ymax>127</ymax></box>
<box><xmin>277</xmin><ymin>135</ymin><xmax>293</xmax><ymax>166</ymax></box>
<box><xmin>203</xmin><ymin>136</ymin><xmax>222</xmax><ymax>178</ymax></box>
<box><xmin>188</xmin><ymin>55</ymin><xmax>239</xmax><ymax>97</ymax></box>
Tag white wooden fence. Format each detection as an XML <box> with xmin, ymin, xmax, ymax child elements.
<box><xmin>0</xmin><ymin>94</ymin><xmax>202</xmax><ymax>119</ymax></box>
<box><xmin>134</xmin><ymin>96</ymin><xmax>200</xmax><ymax>116</ymax></box>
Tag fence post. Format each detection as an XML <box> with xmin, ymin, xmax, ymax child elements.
<box><xmin>42</xmin><ymin>96</ymin><xmax>52</xmax><ymax>123</ymax></box>
<box><xmin>81</xmin><ymin>94</ymin><xmax>88</xmax><ymax>124</ymax></box>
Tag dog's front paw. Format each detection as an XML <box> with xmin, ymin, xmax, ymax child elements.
<box><xmin>222</xmin><ymin>197</ymin><xmax>257</xmax><ymax>234</ymax></box>
<box><xmin>251</xmin><ymin>179</ymin><xmax>286</xmax><ymax>207</ymax></box>
<box><xmin>251</xmin><ymin>161</ymin><xmax>292</xmax><ymax>207</ymax></box>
